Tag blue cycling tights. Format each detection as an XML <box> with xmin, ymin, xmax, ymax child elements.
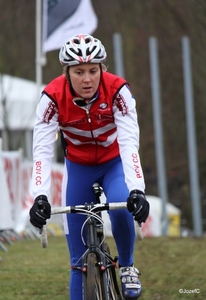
<box><xmin>61</xmin><ymin>156</ymin><xmax>136</xmax><ymax>300</ymax></box>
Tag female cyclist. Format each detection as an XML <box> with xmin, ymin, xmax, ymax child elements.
<box><xmin>29</xmin><ymin>34</ymin><xmax>150</xmax><ymax>300</ymax></box>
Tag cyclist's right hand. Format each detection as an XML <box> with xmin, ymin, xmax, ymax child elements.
<box><xmin>29</xmin><ymin>195</ymin><xmax>51</xmax><ymax>229</ymax></box>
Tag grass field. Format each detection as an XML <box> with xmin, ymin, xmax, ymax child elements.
<box><xmin>0</xmin><ymin>235</ymin><xmax>205</xmax><ymax>300</ymax></box>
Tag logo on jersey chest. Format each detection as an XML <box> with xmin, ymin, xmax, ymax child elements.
<box><xmin>99</xmin><ymin>102</ymin><xmax>108</xmax><ymax>109</ymax></box>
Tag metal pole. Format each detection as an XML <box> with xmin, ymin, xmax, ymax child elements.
<box><xmin>36</xmin><ymin>0</ymin><xmax>43</xmax><ymax>97</ymax></box>
<box><xmin>36</xmin><ymin>0</ymin><xmax>46</xmax><ymax>99</ymax></box>
<box><xmin>149</xmin><ymin>37</ymin><xmax>168</xmax><ymax>235</ymax></box>
<box><xmin>113</xmin><ymin>33</ymin><xmax>125</xmax><ymax>78</ymax></box>
<box><xmin>36</xmin><ymin>0</ymin><xmax>47</xmax><ymax>94</ymax></box>
<box><xmin>32</xmin><ymin>0</ymin><xmax>46</xmax><ymax>159</ymax></box>
<box><xmin>181</xmin><ymin>36</ymin><xmax>202</xmax><ymax>237</ymax></box>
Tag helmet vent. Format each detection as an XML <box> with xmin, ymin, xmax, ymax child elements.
<box><xmin>73</xmin><ymin>38</ymin><xmax>80</xmax><ymax>44</ymax></box>
<box><xmin>69</xmin><ymin>48</ymin><xmax>81</xmax><ymax>56</ymax></box>
<box><xmin>86</xmin><ymin>46</ymin><xmax>97</xmax><ymax>55</ymax></box>
<box><xmin>85</xmin><ymin>37</ymin><xmax>91</xmax><ymax>44</ymax></box>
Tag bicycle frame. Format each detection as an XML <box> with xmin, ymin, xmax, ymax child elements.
<box><xmin>71</xmin><ymin>184</ymin><xmax>122</xmax><ymax>300</ymax></box>
<box><xmin>79</xmin><ymin>203</ymin><xmax>118</xmax><ymax>299</ymax></box>
<box><xmin>40</xmin><ymin>183</ymin><xmax>143</xmax><ymax>299</ymax></box>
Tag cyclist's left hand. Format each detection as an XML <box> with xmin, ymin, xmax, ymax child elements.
<box><xmin>127</xmin><ymin>190</ymin><xmax>150</xmax><ymax>224</ymax></box>
<box><xmin>29</xmin><ymin>195</ymin><xmax>51</xmax><ymax>229</ymax></box>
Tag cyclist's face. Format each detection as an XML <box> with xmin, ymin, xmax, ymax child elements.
<box><xmin>69</xmin><ymin>63</ymin><xmax>101</xmax><ymax>99</ymax></box>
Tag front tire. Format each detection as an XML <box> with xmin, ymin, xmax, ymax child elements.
<box><xmin>84</xmin><ymin>252</ymin><xmax>103</xmax><ymax>300</ymax></box>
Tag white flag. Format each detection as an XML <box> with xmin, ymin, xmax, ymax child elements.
<box><xmin>42</xmin><ymin>0</ymin><xmax>98</xmax><ymax>53</ymax></box>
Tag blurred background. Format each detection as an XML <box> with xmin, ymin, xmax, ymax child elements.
<box><xmin>0</xmin><ymin>0</ymin><xmax>206</xmax><ymax>235</ymax></box>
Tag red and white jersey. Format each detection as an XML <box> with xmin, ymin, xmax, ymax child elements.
<box><xmin>32</xmin><ymin>72</ymin><xmax>145</xmax><ymax>198</ymax></box>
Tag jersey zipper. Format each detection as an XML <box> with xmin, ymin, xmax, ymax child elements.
<box><xmin>85</xmin><ymin>106</ymin><xmax>98</xmax><ymax>164</ymax></box>
<box><xmin>85</xmin><ymin>106</ymin><xmax>91</xmax><ymax>123</ymax></box>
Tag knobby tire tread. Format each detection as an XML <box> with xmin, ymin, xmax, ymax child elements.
<box><xmin>85</xmin><ymin>252</ymin><xmax>103</xmax><ymax>300</ymax></box>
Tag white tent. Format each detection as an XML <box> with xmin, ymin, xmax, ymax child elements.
<box><xmin>144</xmin><ymin>195</ymin><xmax>181</xmax><ymax>236</ymax></box>
<box><xmin>0</xmin><ymin>74</ymin><xmax>45</xmax><ymax>130</ymax></box>
<box><xmin>100</xmin><ymin>194</ymin><xmax>181</xmax><ymax>237</ymax></box>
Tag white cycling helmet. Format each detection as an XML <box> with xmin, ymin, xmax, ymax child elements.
<box><xmin>59</xmin><ymin>34</ymin><xmax>107</xmax><ymax>66</ymax></box>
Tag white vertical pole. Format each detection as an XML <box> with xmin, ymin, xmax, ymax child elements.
<box><xmin>30</xmin><ymin>0</ymin><xmax>43</xmax><ymax>161</ymax></box>
<box><xmin>36</xmin><ymin>0</ymin><xmax>43</xmax><ymax>98</ymax></box>
<box><xmin>182</xmin><ymin>36</ymin><xmax>202</xmax><ymax>237</ymax></box>
<box><xmin>113</xmin><ymin>33</ymin><xmax>125</xmax><ymax>78</ymax></box>
<box><xmin>149</xmin><ymin>37</ymin><xmax>168</xmax><ymax>236</ymax></box>
<box><xmin>25</xmin><ymin>130</ymin><xmax>33</xmax><ymax>160</ymax></box>
<box><xmin>33</xmin><ymin>0</ymin><xmax>47</xmax><ymax>160</ymax></box>
<box><xmin>35</xmin><ymin>0</ymin><xmax>47</xmax><ymax>95</ymax></box>
<box><xmin>0</xmin><ymin>75</ymin><xmax>9</xmax><ymax>151</ymax></box>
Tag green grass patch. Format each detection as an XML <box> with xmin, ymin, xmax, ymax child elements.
<box><xmin>0</xmin><ymin>236</ymin><xmax>205</xmax><ymax>299</ymax></box>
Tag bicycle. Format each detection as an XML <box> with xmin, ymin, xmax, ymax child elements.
<box><xmin>40</xmin><ymin>183</ymin><xmax>143</xmax><ymax>300</ymax></box>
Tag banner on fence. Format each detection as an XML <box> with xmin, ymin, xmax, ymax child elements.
<box><xmin>0</xmin><ymin>150</ymin><xmax>180</xmax><ymax>236</ymax></box>
<box><xmin>0</xmin><ymin>154</ymin><xmax>14</xmax><ymax>230</ymax></box>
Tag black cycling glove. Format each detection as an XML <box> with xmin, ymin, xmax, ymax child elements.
<box><xmin>29</xmin><ymin>195</ymin><xmax>51</xmax><ymax>229</ymax></box>
<box><xmin>127</xmin><ymin>190</ymin><xmax>150</xmax><ymax>224</ymax></box>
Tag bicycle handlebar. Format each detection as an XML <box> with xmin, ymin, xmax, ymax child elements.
<box><xmin>40</xmin><ymin>202</ymin><xmax>143</xmax><ymax>248</ymax></box>
<box><xmin>51</xmin><ymin>202</ymin><xmax>128</xmax><ymax>215</ymax></box>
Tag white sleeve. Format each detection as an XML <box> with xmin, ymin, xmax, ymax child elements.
<box><xmin>32</xmin><ymin>93</ymin><xmax>59</xmax><ymax>199</ymax></box>
<box><xmin>113</xmin><ymin>84</ymin><xmax>145</xmax><ymax>193</ymax></box>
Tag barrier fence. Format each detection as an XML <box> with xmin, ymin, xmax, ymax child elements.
<box><xmin>0</xmin><ymin>149</ymin><xmax>64</xmax><ymax>251</ymax></box>
<box><xmin>0</xmin><ymin>149</ymin><xmax>181</xmax><ymax>252</ymax></box>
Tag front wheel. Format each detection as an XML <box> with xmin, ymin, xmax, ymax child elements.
<box><xmin>83</xmin><ymin>252</ymin><xmax>103</xmax><ymax>300</ymax></box>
